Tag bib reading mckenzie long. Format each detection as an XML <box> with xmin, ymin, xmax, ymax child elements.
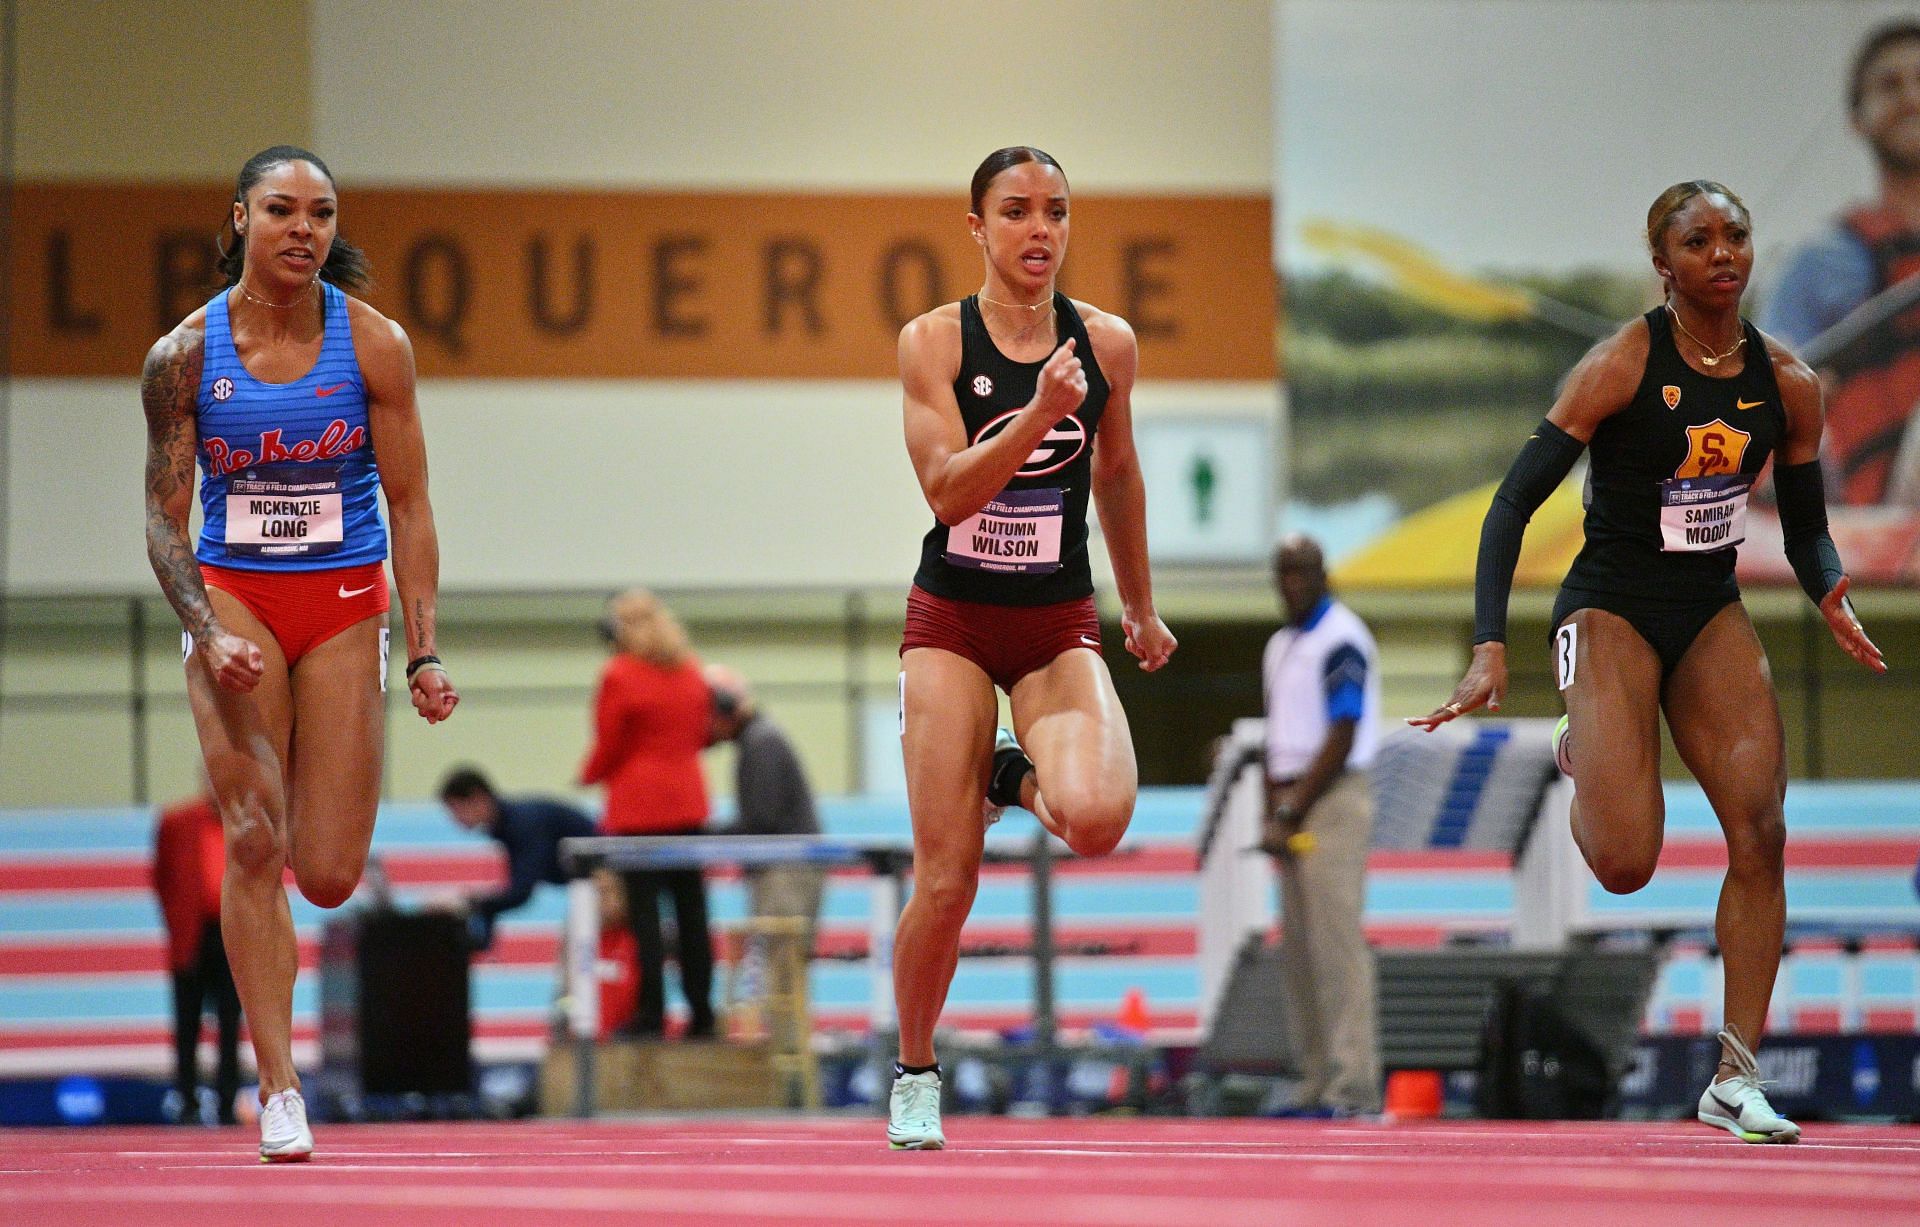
<box><xmin>945</xmin><ymin>488</ymin><xmax>1064</xmax><ymax>574</ymax></box>
<box><xmin>1658</xmin><ymin>472</ymin><xmax>1752</xmax><ymax>553</ymax></box>
<box><xmin>224</xmin><ymin>463</ymin><xmax>345</xmax><ymax>559</ymax></box>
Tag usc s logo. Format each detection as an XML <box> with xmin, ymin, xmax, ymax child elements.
<box><xmin>1675</xmin><ymin>419</ymin><xmax>1752</xmax><ymax>479</ymax></box>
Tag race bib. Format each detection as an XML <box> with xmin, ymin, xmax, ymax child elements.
<box><xmin>1657</xmin><ymin>472</ymin><xmax>1751</xmax><ymax>553</ymax></box>
<box><xmin>944</xmin><ymin>488</ymin><xmax>1063</xmax><ymax>574</ymax></box>
<box><xmin>225</xmin><ymin>463</ymin><xmax>344</xmax><ymax>558</ymax></box>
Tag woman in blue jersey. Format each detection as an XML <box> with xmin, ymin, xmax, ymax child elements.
<box><xmin>140</xmin><ymin>146</ymin><xmax>458</xmax><ymax>1162</ymax></box>
<box><xmin>886</xmin><ymin>147</ymin><xmax>1176</xmax><ymax>1150</ymax></box>
<box><xmin>1415</xmin><ymin>182</ymin><xmax>1884</xmax><ymax>1143</ymax></box>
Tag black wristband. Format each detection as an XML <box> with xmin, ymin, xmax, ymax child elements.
<box><xmin>405</xmin><ymin>653</ymin><xmax>444</xmax><ymax>680</ymax></box>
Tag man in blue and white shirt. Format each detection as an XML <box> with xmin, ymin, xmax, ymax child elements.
<box><xmin>1260</xmin><ymin>534</ymin><xmax>1381</xmax><ymax>1116</ymax></box>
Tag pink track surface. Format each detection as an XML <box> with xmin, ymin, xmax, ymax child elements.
<box><xmin>5</xmin><ymin>1117</ymin><xmax>1920</xmax><ymax>1226</ymax></box>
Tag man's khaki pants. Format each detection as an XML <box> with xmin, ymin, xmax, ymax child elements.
<box><xmin>1275</xmin><ymin>769</ymin><xmax>1381</xmax><ymax>1112</ymax></box>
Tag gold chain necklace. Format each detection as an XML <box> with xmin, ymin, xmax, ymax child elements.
<box><xmin>979</xmin><ymin>292</ymin><xmax>1052</xmax><ymax>313</ymax></box>
<box><xmin>238</xmin><ymin>277</ymin><xmax>318</xmax><ymax>310</ymax></box>
<box><xmin>1666</xmin><ymin>303</ymin><xmax>1745</xmax><ymax>367</ymax></box>
<box><xmin>979</xmin><ymin>292</ymin><xmax>1055</xmax><ymax>343</ymax></box>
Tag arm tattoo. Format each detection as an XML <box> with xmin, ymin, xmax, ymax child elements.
<box><xmin>141</xmin><ymin>331</ymin><xmax>217</xmax><ymax>642</ymax></box>
<box><xmin>410</xmin><ymin>597</ymin><xmax>435</xmax><ymax>656</ymax></box>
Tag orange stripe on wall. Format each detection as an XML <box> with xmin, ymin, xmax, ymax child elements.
<box><xmin>9</xmin><ymin>184</ymin><xmax>1275</xmax><ymax>380</ymax></box>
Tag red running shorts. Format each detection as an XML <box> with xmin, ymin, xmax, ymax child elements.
<box><xmin>198</xmin><ymin>560</ymin><xmax>390</xmax><ymax>666</ymax></box>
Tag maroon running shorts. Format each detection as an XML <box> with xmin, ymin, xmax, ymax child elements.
<box><xmin>900</xmin><ymin>584</ymin><xmax>1102</xmax><ymax>692</ymax></box>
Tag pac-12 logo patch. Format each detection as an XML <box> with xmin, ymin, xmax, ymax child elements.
<box><xmin>1662</xmin><ymin>385</ymin><xmax>1682</xmax><ymax>410</ymax></box>
<box><xmin>211</xmin><ymin>377</ymin><xmax>235</xmax><ymax>402</ymax></box>
<box><xmin>972</xmin><ymin>374</ymin><xmax>994</xmax><ymax>398</ymax></box>
<box><xmin>974</xmin><ymin>409</ymin><xmax>1086</xmax><ymax>477</ymax></box>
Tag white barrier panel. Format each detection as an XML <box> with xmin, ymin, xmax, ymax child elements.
<box><xmin>1196</xmin><ymin>719</ymin><xmax>1275</xmax><ymax>1034</ymax></box>
<box><xmin>1196</xmin><ymin>717</ymin><xmax>1563</xmax><ymax>1037</ymax></box>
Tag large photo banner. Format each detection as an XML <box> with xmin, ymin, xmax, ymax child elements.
<box><xmin>1279</xmin><ymin>0</ymin><xmax>1920</xmax><ymax>588</ymax></box>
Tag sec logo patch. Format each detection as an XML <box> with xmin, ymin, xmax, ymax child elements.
<box><xmin>212</xmin><ymin>377</ymin><xmax>235</xmax><ymax>402</ymax></box>
<box><xmin>972</xmin><ymin>374</ymin><xmax>993</xmax><ymax>398</ymax></box>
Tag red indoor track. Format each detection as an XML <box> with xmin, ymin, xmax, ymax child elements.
<box><xmin>5</xmin><ymin>1117</ymin><xmax>1920</xmax><ymax>1226</ymax></box>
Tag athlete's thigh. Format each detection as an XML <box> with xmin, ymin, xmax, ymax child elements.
<box><xmin>184</xmin><ymin>588</ymin><xmax>294</xmax><ymax>814</ymax></box>
<box><xmin>1661</xmin><ymin>602</ymin><xmax>1785</xmax><ymax>822</ymax></box>
<box><xmin>1556</xmin><ymin>607</ymin><xmax>1664</xmax><ymax>835</ymax></box>
<box><xmin>285</xmin><ymin>615</ymin><xmax>387</xmax><ymax>873</ymax></box>
<box><xmin>900</xmin><ymin>647</ymin><xmax>998</xmax><ymax>868</ymax></box>
<box><xmin>1008</xmin><ymin>647</ymin><xmax>1137</xmax><ymax>813</ymax></box>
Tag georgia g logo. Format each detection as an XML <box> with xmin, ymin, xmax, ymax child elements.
<box><xmin>974</xmin><ymin>409</ymin><xmax>1087</xmax><ymax>477</ymax></box>
<box><xmin>211</xmin><ymin>377</ymin><xmax>235</xmax><ymax>402</ymax></box>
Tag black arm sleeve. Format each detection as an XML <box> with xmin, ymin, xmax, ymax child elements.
<box><xmin>1774</xmin><ymin>458</ymin><xmax>1845</xmax><ymax>606</ymax></box>
<box><xmin>1473</xmin><ymin>420</ymin><xmax>1585</xmax><ymax>644</ymax></box>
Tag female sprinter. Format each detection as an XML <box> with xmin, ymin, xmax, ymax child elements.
<box><xmin>1414</xmin><ymin>181</ymin><xmax>1885</xmax><ymax>1144</ymax></box>
<box><xmin>141</xmin><ymin>146</ymin><xmax>458</xmax><ymax>1162</ymax></box>
<box><xmin>888</xmin><ymin>146</ymin><xmax>1177</xmax><ymax>1149</ymax></box>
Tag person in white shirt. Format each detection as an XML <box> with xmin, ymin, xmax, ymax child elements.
<box><xmin>1260</xmin><ymin>534</ymin><xmax>1381</xmax><ymax>1116</ymax></box>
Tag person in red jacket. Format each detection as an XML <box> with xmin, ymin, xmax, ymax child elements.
<box><xmin>152</xmin><ymin>791</ymin><xmax>240</xmax><ymax>1124</ymax></box>
<box><xmin>581</xmin><ymin>589</ymin><xmax>716</xmax><ymax>1038</ymax></box>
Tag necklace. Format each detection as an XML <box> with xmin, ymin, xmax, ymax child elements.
<box><xmin>1666</xmin><ymin>303</ymin><xmax>1744</xmax><ymax>367</ymax></box>
<box><xmin>979</xmin><ymin>292</ymin><xmax>1056</xmax><ymax>345</ymax></box>
<box><xmin>979</xmin><ymin>292</ymin><xmax>1052</xmax><ymax>312</ymax></box>
<box><xmin>238</xmin><ymin>277</ymin><xmax>318</xmax><ymax>310</ymax></box>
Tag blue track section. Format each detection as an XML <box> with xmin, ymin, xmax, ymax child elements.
<box><xmin>4</xmin><ymin>781</ymin><xmax>1917</xmax><ymax>1058</ymax></box>
<box><xmin>1429</xmin><ymin>726</ymin><xmax>1510</xmax><ymax>847</ymax></box>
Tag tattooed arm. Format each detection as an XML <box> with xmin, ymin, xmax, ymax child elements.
<box><xmin>142</xmin><ymin>323</ymin><xmax>263</xmax><ymax>692</ymax></box>
<box><xmin>356</xmin><ymin>300</ymin><xmax>457</xmax><ymax>724</ymax></box>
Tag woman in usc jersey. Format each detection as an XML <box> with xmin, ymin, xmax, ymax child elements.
<box><xmin>140</xmin><ymin>146</ymin><xmax>458</xmax><ymax>1162</ymax></box>
<box><xmin>1415</xmin><ymin>182</ymin><xmax>1884</xmax><ymax>1144</ymax></box>
<box><xmin>885</xmin><ymin>147</ymin><xmax>1176</xmax><ymax>1150</ymax></box>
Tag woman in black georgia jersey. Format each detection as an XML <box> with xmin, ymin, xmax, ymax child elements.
<box><xmin>1415</xmin><ymin>182</ymin><xmax>1883</xmax><ymax>1143</ymax></box>
<box><xmin>883</xmin><ymin>147</ymin><xmax>1176</xmax><ymax>1149</ymax></box>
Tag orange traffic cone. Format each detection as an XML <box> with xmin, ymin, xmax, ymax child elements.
<box><xmin>1382</xmin><ymin>1069</ymin><xmax>1444</xmax><ymax>1121</ymax></box>
<box><xmin>1117</xmin><ymin>986</ymin><xmax>1151</xmax><ymax>1034</ymax></box>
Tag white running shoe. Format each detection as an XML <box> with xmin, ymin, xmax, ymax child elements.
<box><xmin>259</xmin><ymin>1087</ymin><xmax>315</xmax><ymax>1163</ymax></box>
<box><xmin>1697</xmin><ymin>1028</ymin><xmax>1800</xmax><ymax>1144</ymax></box>
<box><xmin>886</xmin><ymin>1070</ymin><xmax>946</xmax><ymax>1150</ymax></box>
<box><xmin>1552</xmin><ymin>714</ymin><xmax>1574</xmax><ymax>776</ymax></box>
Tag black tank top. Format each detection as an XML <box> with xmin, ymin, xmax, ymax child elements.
<box><xmin>911</xmin><ymin>293</ymin><xmax>1109</xmax><ymax>606</ymax></box>
<box><xmin>1563</xmin><ymin>307</ymin><xmax>1785</xmax><ymax>602</ymax></box>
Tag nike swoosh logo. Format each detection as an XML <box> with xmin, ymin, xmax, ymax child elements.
<box><xmin>1080</xmin><ymin>636</ymin><xmax>1100</xmax><ymax>647</ymax></box>
<box><xmin>338</xmin><ymin>582</ymin><xmax>379</xmax><ymax>598</ymax></box>
<box><xmin>1735</xmin><ymin>398</ymin><xmax>1764</xmax><ymax>410</ymax></box>
<box><xmin>1708</xmin><ymin>1089</ymin><xmax>1744</xmax><ymax>1116</ymax></box>
<box><xmin>316</xmin><ymin>383</ymin><xmax>348</xmax><ymax>397</ymax></box>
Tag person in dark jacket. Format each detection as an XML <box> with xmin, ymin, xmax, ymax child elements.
<box><xmin>706</xmin><ymin>664</ymin><xmax>825</xmax><ymax>950</ymax></box>
<box><xmin>438</xmin><ymin>766</ymin><xmax>597</xmax><ymax>950</ymax></box>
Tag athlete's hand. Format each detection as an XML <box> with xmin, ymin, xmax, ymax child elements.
<box><xmin>410</xmin><ymin>664</ymin><xmax>460</xmax><ymax>723</ymax></box>
<box><xmin>1408</xmin><ymin>641</ymin><xmax>1507</xmax><ymax>730</ymax></box>
<box><xmin>1123</xmin><ymin>609</ymin><xmax>1177</xmax><ymax>672</ymax></box>
<box><xmin>1031</xmin><ymin>338</ymin><xmax>1088</xmax><ymax>424</ymax></box>
<box><xmin>198</xmin><ymin>628</ymin><xmax>264</xmax><ymax>694</ymax></box>
<box><xmin>1821</xmin><ymin>576</ymin><xmax>1887</xmax><ymax>674</ymax></box>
